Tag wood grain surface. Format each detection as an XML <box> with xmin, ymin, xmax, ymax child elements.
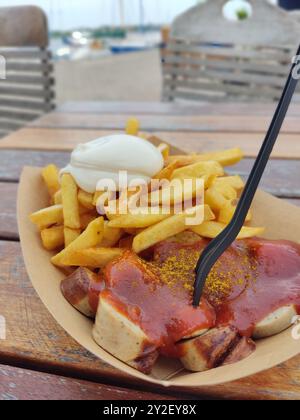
<box><xmin>1</xmin><ymin>127</ymin><xmax>300</xmax><ymax>159</ymax></box>
<box><xmin>0</xmin><ymin>150</ymin><xmax>70</xmax><ymax>182</ymax></box>
<box><xmin>0</xmin><ymin>365</ymin><xmax>179</xmax><ymax>401</ymax></box>
<box><xmin>29</xmin><ymin>112</ymin><xmax>300</xmax><ymax>134</ymax></box>
<box><xmin>1</xmin><ymin>101</ymin><xmax>300</xmax><ymax>400</ymax></box>
<box><xmin>55</xmin><ymin>101</ymin><xmax>286</xmax><ymax>116</ymax></box>
<box><xmin>0</xmin><ymin>182</ymin><xmax>17</xmax><ymax>240</ymax></box>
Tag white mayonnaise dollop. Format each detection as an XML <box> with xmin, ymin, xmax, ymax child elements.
<box><xmin>61</xmin><ymin>134</ymin><xmax>164</xmax><ymax>193</ymax></box>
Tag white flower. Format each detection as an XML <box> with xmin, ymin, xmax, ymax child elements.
<box><xmin>222</xmin><ymin>0</ymin><xmax>253</xmax><ymax>22</ymax></box>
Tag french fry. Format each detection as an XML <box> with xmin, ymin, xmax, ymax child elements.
<box><xmin>167</xmin><ymin>148</ymin><xmax>244</xmax><ymax>167</ymax></box>
<box><xmin>61</xmin><ymin>174</ymin><xmax>81</xmax><ymax>229</ymax></box>
<box><xmin>153</xmin><ymin>161</ymin><xmax>179</xmax><ymax>181</ymax></box>
<box><xmin>132</xmin><ymin>205</ymin><xmax>211</xmax><ymax>254</ymax></box>
<box><xmin>78</xmin><ymin>189</ymin><xmax>94</xmax><ymax>210</ymax></box>
<box><xmin>214</xmin><ymin>176</ymin><xmax>245</xmax><ymax>191</ymax></box>
<box><xmin>64</xmin><ymin>227</ymin><xmax>81</xmax><ymax>247</ymax></box>
<box><xmin>133</xmin><ymin>214</ymin><xmax>188</xmax><ymax>254</ymax></box>
<box><xmin>108</xmin><ymin>211</ymin><xmax>170</xmax><ymax>229</ymax></box>
<box><xmin>41</xmin><ymin>226</ymin><xmax>64</xmax><ymax>251</ymax></box>
<box><xmin>93</xmin><ymin>190</ymin><xmax>114</xmax><ymax>211</ymax></box>
<box><xmin>245</xmin><ymin>209</ymin><xmax>252</xmax><ymax>222</ymax></box>
<box><xmin>205</xmin><ymin>175</ymin><xmax>218</xmax><ymax>189</ymax></box>
<box><xmin>51</xmin><ymin>217</ymin><xmax>104</xmax><ymax>266</ymax></box>
<box><xmin>203</xmin><ymin>205</ymin><xmax>216</xmax><ymax>222</ymax></box>
<box><xmin>61</xmin><ymin>247</ymin><xmax>124</xmax><ymax>268</ymax></box>
<box><xmin>218</xmin><ymin>200</ymin><xmax>252</xmax><ymax>224</ymax></box>
<box><xmin>105</xmin><ymin>207</ymin><xmax>121</xmax><ymax>221</ymax></box>
<box><xmin>80</xmin><ymin>212</ymin><xmax>97</xmax><ymax>230</ymax></box>
<box><xmin>190</xmin><ymin>221</ymin><xmax>265</xmax><ymax>239</ymax></box>
<box><xmin>119</xmin><ymin>188</ymin><xmax>143</xmax><ymax>208</ymax></box>
<box><xmin>42</xmin><ymin>164</ymin><xmax>60</xmax><ymax>197</ymax></box>
<box><xmin>212</xmin><ymin>181</ymin><xmax>238</xmax><ymax>200</ymax></box>
<box><xmin>157</xmin><ymin>143</ymin><xmax>170</xmax><ymax>161</ymax></box>
<box><xmin>171</xmin><ymin>161</ymin><xmax>224</xmax><ymax>182</ymax></box>
<box><xmin>149</xmin><ymin>178</ymin><xmax>204</xmax><ymax>207</ymax></box>
<box><xmin>105</xmin><ymin>189</ymin><xmax>144</xmax><ymax>220</ymax></box>
<box><xmin>30</xmin><ymin>205</ymin><xmax>64</xmax><ymax>230</ymax></box>
<box><xmin>93</xmin><ymin>191</ymin><xmax>103</xmax><ymax>207</ymax></box>
<box><xmin>31</xmin><ymin>122</ymin><xmax>270</xmax><ymax>318</ymax></box>
<box><xmin>53</xmin><ymin>190</ymin><xmax>62</xmax><ymax>205</ymax></box>
<box><xmin>126</xmin><ymin>117</ymin><xmax>140</xmax><ymax>136</ymax></box>
<box><xmin>218</xmin><ymin>200</ymin><xmax>237</xmax><ymax>225</ymax></box>
<box><xmin>100</xmin><ymin>222</ymin><xmax>123</xmax><ymax>247</ymax></box>
<box><xmin>205</xmin><ymin>187</ymin><xmax>227</xmax><ymax>212</ymax></box>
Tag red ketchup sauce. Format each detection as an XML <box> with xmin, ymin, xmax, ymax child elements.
<box><xmin>88</xmin><ymin>275</ymin><xmax>105</xmax><ymax>315</ymax></box>
<box><xmin>100</xmin><ymin>236</ymin><xmax>300</xmax><ymax>357</ymax></box>
<box><xmin>103</xmin><ymin>251</ymin><xmax>215</xmax><ymax>357</ymax></box>
<box><xmin>215</xmin><ymin>239</ymin><xmax>300</xmax><ymax>336</ymax></box>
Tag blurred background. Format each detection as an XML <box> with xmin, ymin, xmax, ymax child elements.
<box><xmin>1</xmin><ymin>0</ymin><xmax>300</xmax><ymax>103</ymax></box>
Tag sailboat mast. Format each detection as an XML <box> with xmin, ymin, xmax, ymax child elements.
<box><xmin>139</xmin><ymin>0</ymin><xmax>145</xmax><ymax>32</ymax></box>
<box><xmin>118</xmin><ymin>0</ymin><xmax>125</xmax><ymax>27</ymax></box>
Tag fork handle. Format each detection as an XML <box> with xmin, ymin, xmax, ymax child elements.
<box><xmin>193</xmin><ymin>46</ymin><xmax>300</xmax><ymax>306</ymax></box>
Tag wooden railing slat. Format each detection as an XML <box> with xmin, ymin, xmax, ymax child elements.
<box><xmin>0</xmin><ymin>75</ymin><xmax>54</xmax><ymax>86</ymax></box>
<box><xmin>163</xmin><ymin>77</ymin><xmax>281</xmax><ymax>94</ymax></box>
<box><xmin>163</xmin><ymin>55</ymin><xmax>289</xmax><ymax>77</ymax></box>
<box><xmin>4</xmin><ymin>62</ymin><xmax>53</xmax><ymax>73</ymax></box>
<box><xmin>0</xmin><ymin>86</ymin><xmax>54</xmax><ymax>99</ymax></box>
<box><xmin>163</xmin><ymin>39</ymin><xmax>294</xmax><ymax>103</ymax></box>
<box><xmin>163</xmin><ymin>67</ymin><xmax>285</xmax><ymax>88</ymax></box>
<box><xmin>0</xmin><ymin>109</ymin><xmax>41</xmax><ymax>120</ymax></box>
<box><xmin>166</xmin><ymin>42</ymin><xmax>292</xmax><ymax>61</ymax></box>
<box><xmin>0</xmin><ymin>120</ymin><xmax>25</xmax><ymax>130</ymax></box>
<box><xmin>0</xmin><ymin>98</ymin><xmax>54</xmax><ymax>111</ymax></box>
<box><xmin>0</xmin><ymin>48</ymin><xmax>51</xmax><ymax>60</ymax></box>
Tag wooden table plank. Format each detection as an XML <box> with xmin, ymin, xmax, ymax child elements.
<box><xmin>0</xmin><ymin>183</ymin><xmax>17</xmax><ymax>240</ymax></box>
<box><xmin>29</xmin><ymin>112</ymin><xmax>300</xmax><ymax>134</ymax></box>
<box><xmin>1</xmin><ymin>101</ymin><xmax>300</xmax><ymax>400</ymax></box>
<box><xmin>233</xmin><ymin>159</ymin><xmax>300</xmax><ymax>198</ymax></box>
<box><xmin>57</xmin><ymin>101</ymin><xmax>293</xmax><ymax>116</ymax></box>
<box><xmin>1</xmin><ymin>237</ymin><xmax>300</xmax><ymax>401</ymax></box>
<box><xmin>0</xmin><ymin>128</ymin><xmax>112</xmax><ymax>152</ymax></box>
<box><xmin>0</xmin><ymin>242</ymin><xmax>127</xmax><ymax>383</ymax></box>
<box><xmin>1</xmin><ymin>127</ymin><xmax>300</xmax><ymax>159</ymax></box>
<box><xmin>155</xmin><ymin>131</ymin><xmax>300</xmax><ymax>160</ymax></box>
<box><xmin>0</xmin><ymin>150</ymin><xmax>70</xmax><ymax>182</ymax></box>
<box><xmin>0</xmin><ymin>365</ymin><xmax>178</xmax><ymax>401</ymax></box>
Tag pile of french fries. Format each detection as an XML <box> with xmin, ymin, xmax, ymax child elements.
<box><xmin>30</xmin><ymin>119</ymin><xmax>265</xmax><ymax>271</ymax></box>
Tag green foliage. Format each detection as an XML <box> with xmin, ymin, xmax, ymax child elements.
<box><xmin>236</xmin><ymin>9</ymin><xmax>249</xmax><ymax>21</ymax></box>
<box><xmin>91</xmin><ymin>27</ymin><xmax>126</xmax><ymax>39</ymax></box>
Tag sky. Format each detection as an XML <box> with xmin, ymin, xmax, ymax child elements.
<box><xmin>0</xmin><ymin>0</ymin><xmax>201</xmax><ymax>30</ymax></box>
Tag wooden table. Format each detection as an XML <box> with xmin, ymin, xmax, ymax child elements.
<box><xmin>0</xmin><ymin>101</ymin><xmax>300</xmax><ymax>400</ymax></box>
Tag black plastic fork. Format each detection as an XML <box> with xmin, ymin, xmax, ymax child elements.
<box><xmin>193</xmin><ymin>45</ymin><xmax>300</xmax><ymax>307</ymax></box>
